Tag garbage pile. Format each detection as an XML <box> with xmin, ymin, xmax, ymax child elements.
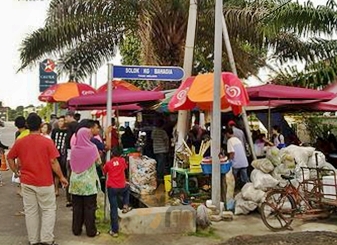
<box><xmin>234</xmin><ymin>145</ymin><xmax>336</xmax><ymax>215</ymax></box>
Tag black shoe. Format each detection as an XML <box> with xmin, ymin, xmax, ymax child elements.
<box><xmin>66</xmin><ymin>202</ymin><xmax>72</xmax><ymax>207</ymax></box>
<box><xmin>40</xmin><ymin>242</ymin><xmax>58</xmax><ymax>245</ymax></box>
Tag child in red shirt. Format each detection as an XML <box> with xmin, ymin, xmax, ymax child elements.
<box><xmin>103</xmin><ymin>148</ymin><xmax>132</xmax><ymax>237</ymax></box>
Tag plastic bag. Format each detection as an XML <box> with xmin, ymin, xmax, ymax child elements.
<box><xmin>280</xmin><ymin>153</ymin><xmax>296</xmax><ymax>169</ymax></box>
<box><xmin>295</xmin><ymin>165</ymin><xmax>310</xmax><ymax>183</ymax></box>
<box><xmin>272</xmin><ymin>163</ymin><xmax>291</xmax><ymax>180</ymax></box>
<box><xmin>266</xmin><ymin>147</ymin><xmax>281</xmax><ymax>166</ymax></box>
<box><xmin>234</xmin><ymin>193</ymin><xmax>258</xmax><ymax>215</ymax></box>
<box><xmin>196</xmin><ymin>204</ymin><xmax>211</xmax><ymax>228</ymax></box>
<box><xmin>241</xmin><ymin>183</ymin><xmax>266</xmax><ymax>203</ymax></box>
<box><xmin>11</xmin><ymin>173</ymin><xmax>20</xmax><ymax>184</ymax></box>
<box><xmin>282</xmin><ymin>145</ymin><xmax>315</xmax><ymax>167</ymax></box>
<box><xmin>225</xmin><ymin>169</ymin><xmax>235</xmax><ymax>210</ymax></box>
<box><xmin>129</xmin><ymin>155</ymin><xmax>157</xmax><ymax>194</ymax></box>
<box><xmin>307</xmin><ymin>151</ymin><xmax>326</xmax><ymax>168</ymax></box>
<box><xmin>251</xmin><ymin>158</ymin><xmax>274</xmax><ymax>173</ymax></box>
<box><xmin>250</xmin><ymin>169</ymin><xmax>279</xmax><ymax>191</ymax></box>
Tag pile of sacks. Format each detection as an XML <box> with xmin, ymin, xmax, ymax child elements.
<box><xmin>234</xmin><ymin>145</ymin><xmax>336</xmax><ymax>215</ymax></box>
<box><xmin>129</xmin><ymin>155</ymin><xmax>157</xmax><ymax>194</ymax></box>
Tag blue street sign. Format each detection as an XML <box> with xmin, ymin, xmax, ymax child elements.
<box><xmin>113</xmin><ymin>65</ymin><xmax>185</xmax><ymax>81</ymax></box>
<box><xmin>39</xmin><ymin>59</ymin><xmax>57</xmax><ymax>92</ymax></box>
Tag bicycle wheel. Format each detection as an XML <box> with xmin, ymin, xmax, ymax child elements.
<box><xmin>260</xmin><ymin>190</ymin><xmax>296</xmax><ymax>231</ymax></box>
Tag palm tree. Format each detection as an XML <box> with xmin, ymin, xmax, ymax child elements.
<box><xmin>18</xmin><ymin>0</ymin><xmax>337</xmax><ymax>89</ymax></box>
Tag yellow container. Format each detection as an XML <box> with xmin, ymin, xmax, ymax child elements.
<box><xmin>164</xmin><ymin>175</ymin><xmax>172</xmax><ymax>192</ymax></box>
<box><xmin>189</xmin><ymin>155</ymin><xmax>203</xmax><ymax>166</ymax></box>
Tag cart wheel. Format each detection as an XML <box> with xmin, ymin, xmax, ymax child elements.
<box><xmin>260</xmin><ymin>190</ymin><xmax>296</xmax><ymax>232</ymax></box>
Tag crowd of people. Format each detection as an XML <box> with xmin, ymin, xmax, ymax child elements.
<box><xmin>5</xmin><ymin>111</ymin><xmax>132</xmax><ymax>245</ymax></box>
<box><xmin>1</xmin><ymin>110</ymin><xmax>309</xmax><ymax>245</ymax></box>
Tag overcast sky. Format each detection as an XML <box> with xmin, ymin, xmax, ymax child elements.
<box><xmin>0</xmin><ymin>0</ymin><xmax>328</xmax><ymax>108</ymax></box>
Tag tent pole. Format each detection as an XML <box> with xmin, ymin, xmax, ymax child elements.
<box><xmin>104</xmin><ymin>64</ymin><xmax>113</xmax><ymax>221</ymax></box>
<box><xmin>268</xmin><ymin>101</ymin><xmax>271</xmax><ymax>139</ymax></box>
<box><xmin>175</xmin><ymin>0</ymin><xmax>197</xmax><ymax>156</ymax></box>
<box><xmin>221</xmin><ymin>12</ymin><xmax>256</xmax><ymax>160</ymax></box>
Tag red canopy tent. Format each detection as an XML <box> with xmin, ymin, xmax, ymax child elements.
<box><xmin>247</xmin><ymin>84</ymin><xmax>335</xmax><ymax>101</ymax></box>
<box><xmin>307</xmin><ymin>82</ymin><xmax>337</xmax><ymax>111</ymax></box>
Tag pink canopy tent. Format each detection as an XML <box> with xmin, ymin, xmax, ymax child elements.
<box><xmin>308</xmin><ymin>82</ymin><xmax>337</xmax><ymax>111</ymax></box>
<box><xmin>67</xmin><ymin>88</ymin><xmax>164</xmax><ymax>109</ymax></box>
<box><xmin>68</xmin><ymin>103</ymin><xmax>141</xmax><ymax>111</ymax></box>
<box><xmin>247</xmin><ymin>84</ymin><xmax>335</xmax><ymax>101</ymax></box>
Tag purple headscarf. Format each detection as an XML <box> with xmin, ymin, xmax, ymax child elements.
<box><xmin>70</xmin><ymin>127</ymin><xmax>99</xmax><ymax>174</ymax></box>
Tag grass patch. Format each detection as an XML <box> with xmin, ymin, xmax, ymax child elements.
<box><xmin>188</xmin><ymin>227</ymin><xmax>221</xmax><ymax>239</ymax></box>
<box><xmin>96</xmin><ymin>207</ymin><xmax>110</xmax><ymax>232</ymax></box>
<box><xmin>95</xmin><ymin>204</ymin><xmax>128</xmax><ymax>243</ymax></box>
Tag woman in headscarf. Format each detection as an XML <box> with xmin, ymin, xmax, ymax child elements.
<box><xmin>69</xmin><ymin>127</ymin><xmax>101</xmax><ymax>237</ymax></box>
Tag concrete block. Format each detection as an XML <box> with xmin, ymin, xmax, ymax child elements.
<box><xmin>119</xmin><ymin>206</ymin><xmax>196</xmax><ymax>234</ymax></box>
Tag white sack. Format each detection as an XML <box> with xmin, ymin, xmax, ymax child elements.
<box><xmin>251</xmin><ymin>158</ymin><xmax>274</xmax><ymax>173</ymax></box>
<box><xmin>234</xmin><ymin>192</ymin><xmax>258</xmax><ymax>215</ymax></box>
<box><xmin>241</xmin><ymin>183</ymin><xmax>266</xmax><ymax>203</ymax></box>
<box><xmin>282</xmin><ymin>145</ymin><xmax>315</xmax><ymax>167</ymax></box>
<box><xmin>250</xmin><ymin>169</ymin><xmax>279</xmax><ymax>191</ymax></box>
<box><xmin>225</xmin><ymin>169</ymin><xmax>235</xmax><ymax>209</ymax></box>
<box><xmin>266</xmin><ymin>147</ymin><xmax>281</xmax><ymax>166</ymax></box>
<box><xmin>307</xmin><ymin>151</ymin><xmax>326</xmax><ymax>168</ymax></box>
<box><xmin>280</xmin><ymin>153</ymin><xmax>296</xmax><ymax>169</ymax></box>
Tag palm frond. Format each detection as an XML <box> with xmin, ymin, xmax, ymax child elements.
<box><xmin>19</xmin><ymin>0</ymin><xmax>138</xmax><ymax>72</ymax></box>
<box><xmin>264</xmin><ymin>0</ymin><xmax>337</xmax><ymax>37</ymax></box>
<box><xmin>274</xmin><ymin>56</ymin><xmax>337</xmax><ymax>88</ymax></box>
<box><xmin>56</xmin><ymin>31</ymin><xmax>121</xmax><ymax>79</ymax></box>
<box><xmin>269</xmin><ymin>33</ymin><xmax>337</xmax><ymax>64</ymax></box>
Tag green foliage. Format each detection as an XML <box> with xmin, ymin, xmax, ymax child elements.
<box><xmin>301</xmin><ymin>114</ymin><xmax>337</xmax><ymax>142</ymax></box>
<box><xmin>38</xmin><ymin>103</ymin><xmax>54</xmax><ymax>121</ymax></box>
<box><xmin>188</xmin><ymin>227</ymin><xmax>221</xmax><ymax>239</ymax></box>
<box><xmin>17</xmin><ymin>0</ymin><xmax>337</xmax><ymax>89</ymax></box>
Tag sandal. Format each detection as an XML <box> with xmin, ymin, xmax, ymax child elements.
<box><xmin>122</xmin><ymin>206</ymin><xmax>132</xmax><ymax>214</ymax></box>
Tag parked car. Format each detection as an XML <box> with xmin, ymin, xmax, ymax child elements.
<box><xmin>0</xmin><ymin>119</ymin><xmax>4</xmax><ymax>127</ymax></box>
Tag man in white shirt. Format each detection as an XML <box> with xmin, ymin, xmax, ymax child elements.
<box><xmin>225</xmin><ymin>127</ymin><xmax>250</xmax><ymax>186</ymax></box>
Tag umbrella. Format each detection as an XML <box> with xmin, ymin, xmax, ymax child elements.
<box><xmin>38</xmin><ymin>82</ymin><xmax>96</xmax><ymax>102</ymax></box>
<box><xmin>67</xmin><ymin>88</ymin><xmax>165</xmax><ymax>109</ymax></box>
<box><xmin>168</xmin><ymin>72</ymin><xmax>249</xmax><ymax>114</ymax></box>
<box><xmin>97</xmin><ymin>80</ymin><xmax>140</xmax><ymax>93</ymax></box>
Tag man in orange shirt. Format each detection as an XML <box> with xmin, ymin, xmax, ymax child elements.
<box><xmin>7</xmin><ymin>113</ymin><xmax>68</xmax><ymax>245</ymax></box>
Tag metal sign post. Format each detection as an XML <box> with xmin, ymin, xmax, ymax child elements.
<box><xmin>211</xmin><ymin>0</ymin><xmax>223</xmax><ymax>210</ymax></box>
<box><xmin>104</xmin><ymin>64</ymin><xmax>113</xmax><ymax>221</ymax></box>
<box><xmin>103</xmin><ymin>64</ymin><xmax>184</xmax><ymax>220</ymax></box>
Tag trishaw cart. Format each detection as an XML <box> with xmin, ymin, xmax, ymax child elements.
<box><xmin>260</xmin><ymin>154</ymin><xmax>337</xmax><ymax>231</ymax></box>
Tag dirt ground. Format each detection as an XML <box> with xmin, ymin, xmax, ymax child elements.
<box><xmin>220</xmin><ymin>231</ymin><xmax>337</xmax><ymax>245</ymax></box>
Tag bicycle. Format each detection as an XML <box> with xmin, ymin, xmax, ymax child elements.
<box><xmin>260</xmin><ymin>166</ymin><xmax>336</xmax><ymax>232</ymax></box>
